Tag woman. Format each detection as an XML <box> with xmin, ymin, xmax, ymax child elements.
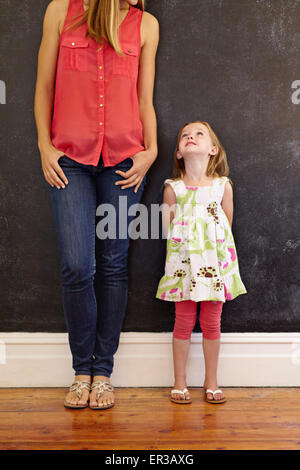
<box><xmin>34</xmin><ymin>0</ymin><xmax>159</xmax><ymax>409</ymax></box>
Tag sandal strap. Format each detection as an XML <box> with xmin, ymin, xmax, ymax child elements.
<box><xmin>171</xmin><ymin>388</ymin><xmax>189</xmax><ymax>395</ymax></box>
<box><xmin>91</xmin><ymin>380</ymin><xmax>114</xmax><ymax>401</ymax></box>
<box><xmin>69</xmin><ymin>380</ymin><xmax>91</xmax><ymax>399</ymax></box>
<box><xmin>206</xmin><ymin>389</ymin><xmax>223</xmax><ymax>396</ymax></box>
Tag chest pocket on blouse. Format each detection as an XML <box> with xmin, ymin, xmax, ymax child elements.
<box><xmin>60</xmin><ymin>37</ymin><xmax>89</xmax><ymax>71</ymax></box>
<box><xmin>112</xmin><ymin>43</ymin><xmax>139</xmax><ymax>78</ymax></box>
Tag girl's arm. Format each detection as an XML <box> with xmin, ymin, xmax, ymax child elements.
<box><xmin>162</xmin><ymin>185</ymin><xmax>177</xmax><ymax>238</ymax></box>
<box><xmin>34</xmin><ymin>0</ymin><xmax>68</xmax><ymax>189</ymax></box>
<box><xmin>115</xmin><ymin>12</ymin><xmax>159</xmax><ymax>193</ymax></box>
<box><xmin>221</xmin><ymin>182</ymin><xmax>234</xmax><ymax>228</ymax></box>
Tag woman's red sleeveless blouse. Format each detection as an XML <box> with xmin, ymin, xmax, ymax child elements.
<box><xmin>50</xmin><ymin>0</ymin><xmax>145</xmax><ymax>166</ymax></box>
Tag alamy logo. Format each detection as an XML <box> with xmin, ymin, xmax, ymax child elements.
<box><xmin>291</xmin><ymin>80</ymin><xmax>300</xmax><ymax>104</ymax></box>
<box><xmin>0</xmin><ymin>80</ymin><xmax>6</xmax><ymax>104</ymax></box>
<box><xmin>95</xmin><ymin>197</ymin><xmax>176</xmax><ymax>240</ymax></box>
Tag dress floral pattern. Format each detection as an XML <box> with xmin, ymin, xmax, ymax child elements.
<box><xmin>156</xmin><ymin>177</ymin><xmax>247</xmax><ymax>302</ymax></box>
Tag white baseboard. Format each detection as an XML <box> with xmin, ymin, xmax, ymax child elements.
<box><xmin>1</xmin><ymin>332</ymin><xmax>300</xmax><ymax>387</ymax></box>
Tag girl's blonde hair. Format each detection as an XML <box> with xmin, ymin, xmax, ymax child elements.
<box><xmin>63</xmin><ymin>0</ymin><xmax>146</xmax><ymax>55</ymax></box>
<box><xmin>168</xmin><ymin>121</ymin><xmax>233</xmax><ymax>186</ymax></box>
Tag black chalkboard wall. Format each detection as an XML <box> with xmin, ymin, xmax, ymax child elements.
<box><xmin>0</xmin><ymin>0</ymin><xmax>299</xmax><ymax>333</ymax></box>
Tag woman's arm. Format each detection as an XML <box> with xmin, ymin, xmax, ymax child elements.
<box><xmin>115</xmin><ymin>11</ymin><xmax>159</xmax><ymax>193</ymax></box>
<box><xmin>137</xmin><ymin>12</ymin><xmax>159</xmax><ymax>161</ymax></box>
<box><xmin>34</xmin><ymin>0</ymin><xmax>68</xmax><ymax>189</ymax></box>
<box><xmin>221</xmin><ymin>182</ymin><xmax>234</xmax><ymax>228</ymax></box>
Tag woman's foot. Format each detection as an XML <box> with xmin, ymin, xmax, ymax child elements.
<box><xmin>203</xmin><ymin>381</ymin><xmax>225</xmax><ymax>401</ymax></box>
<box><xmin>64</xmin><ymin>375</ymin><xmax>91</xmax><ymax>407</ymax></box>
<box><xmin>89</xmin><ymin>375</ymin><xmax>115</xmax><ymax>409</ymax></box>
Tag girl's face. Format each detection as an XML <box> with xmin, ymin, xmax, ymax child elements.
<box><xmin>177</xmin><ymin>123</ymin><xmax>217</xmax><ymax>160</ymax></box>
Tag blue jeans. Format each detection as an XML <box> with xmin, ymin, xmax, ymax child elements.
<box><xmin>49</xmin><ymin>154</ymin><xmax>146</xmax><ymax>377</ymax></box>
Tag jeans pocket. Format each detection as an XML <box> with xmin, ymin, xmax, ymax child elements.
<box><xmin>57</xmin><ymin>155</ymin><xmax>67</xmax><ymax>165</ymax></box>
<box><xmin>115</xmin><ymin>157</ymin><xmax>134</xmax><ymax>171</ymax></box>
<box><xmin>58</xmin><ymin>155</ymin><xmax>80</xmax><ymax>168</ymax></box>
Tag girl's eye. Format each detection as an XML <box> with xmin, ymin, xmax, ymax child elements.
<box><xmin>181</xmin><ymin>131</ymin><xmax>203</xmax><ymax>138</ymax></box>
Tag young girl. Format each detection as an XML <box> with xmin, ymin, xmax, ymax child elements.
<box><xmin>156</xmin><ymin>121</ymin><xmax>247</xmax><ymax>404</ymax></box>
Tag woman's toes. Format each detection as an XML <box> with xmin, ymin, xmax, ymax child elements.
<box><xmin>67</xmin><ymin>389</ymin><xmax>89</xmax><ymax>405</ymax></box>
<box><xmin>90</xmin><ymin>390</ymin><xmax>114</xmax><ymax>408</ymax></box>
<box><xmin>99</xmin><ymin>396</ymin><xmax>114</xmax><ymax>407</ymax></box>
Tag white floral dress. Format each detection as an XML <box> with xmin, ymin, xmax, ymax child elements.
<box><xmin>156</xmin><ymin>176</ymin><xmax>247</xmax><ymax>302</ymax></box>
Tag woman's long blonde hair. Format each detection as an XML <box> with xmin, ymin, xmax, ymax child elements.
<box><xmin>170</xmin><ymin>121</ymin><xmax>233</xmax><ymax>186</ymax></box>
<box><xmin>63</xmin><ymin>0</ymin><xmax>145</xmax><ymax>55</ymax></box>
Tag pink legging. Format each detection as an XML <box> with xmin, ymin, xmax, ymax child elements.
<box><xmin>173</xmin><ymin>300</ymin><xmax>223</xmax><ymax>340</ymax></box>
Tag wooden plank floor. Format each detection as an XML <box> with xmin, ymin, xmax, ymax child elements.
<box><xmin>0</xmin><ymin>388</ymin><xmax>300</xmax><ymax>450</ymax></box>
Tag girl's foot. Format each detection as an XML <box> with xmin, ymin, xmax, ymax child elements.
<box><xmin>171</xmin><ymin>383</ymin><xmax>191</xmax><ymax>402</ymax></box>
<box><xmin>64</xmin><ymin>375</ymin><xmax>91</xmax><ymax>407</ymax></box>
<box><xmin>89</xmin><ymin>376</ymin><xmax>115</xmax><ymax>409</ymax></box>
<box><xmin>203</xmin><ymin>381</ymin><xmax>225</xmax><ymax>401</ymax></box>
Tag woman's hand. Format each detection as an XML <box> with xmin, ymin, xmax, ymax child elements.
<box><xmin>114</xmin><ymin>149</ymin><xmax>156</xmax><ymax>193</ymax></box>
<box><xmin>39</xmin><ymin>144</ymin><xmax>68</xmax><ymax>189</ymax></box>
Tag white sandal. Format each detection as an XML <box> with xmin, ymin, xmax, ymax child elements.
<box><xmin>170</xmin><ymin>387</ymin><xmax>192</xmax><ymax>404</ymax></box>
<box><xmin>204</xmin><ymin>388</ymin><xmax>226</xmax><ymax>404</ymax></box>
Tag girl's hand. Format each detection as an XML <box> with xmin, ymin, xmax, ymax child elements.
<box><xmin>114</xmin><ymin>149</ymin><xmax>156</xmax><ymax>193</ymax></box>
<box><xmin>39</xmin><ymin>144</ymin><xmax>68</xmax><ymax>189</ymax></box>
